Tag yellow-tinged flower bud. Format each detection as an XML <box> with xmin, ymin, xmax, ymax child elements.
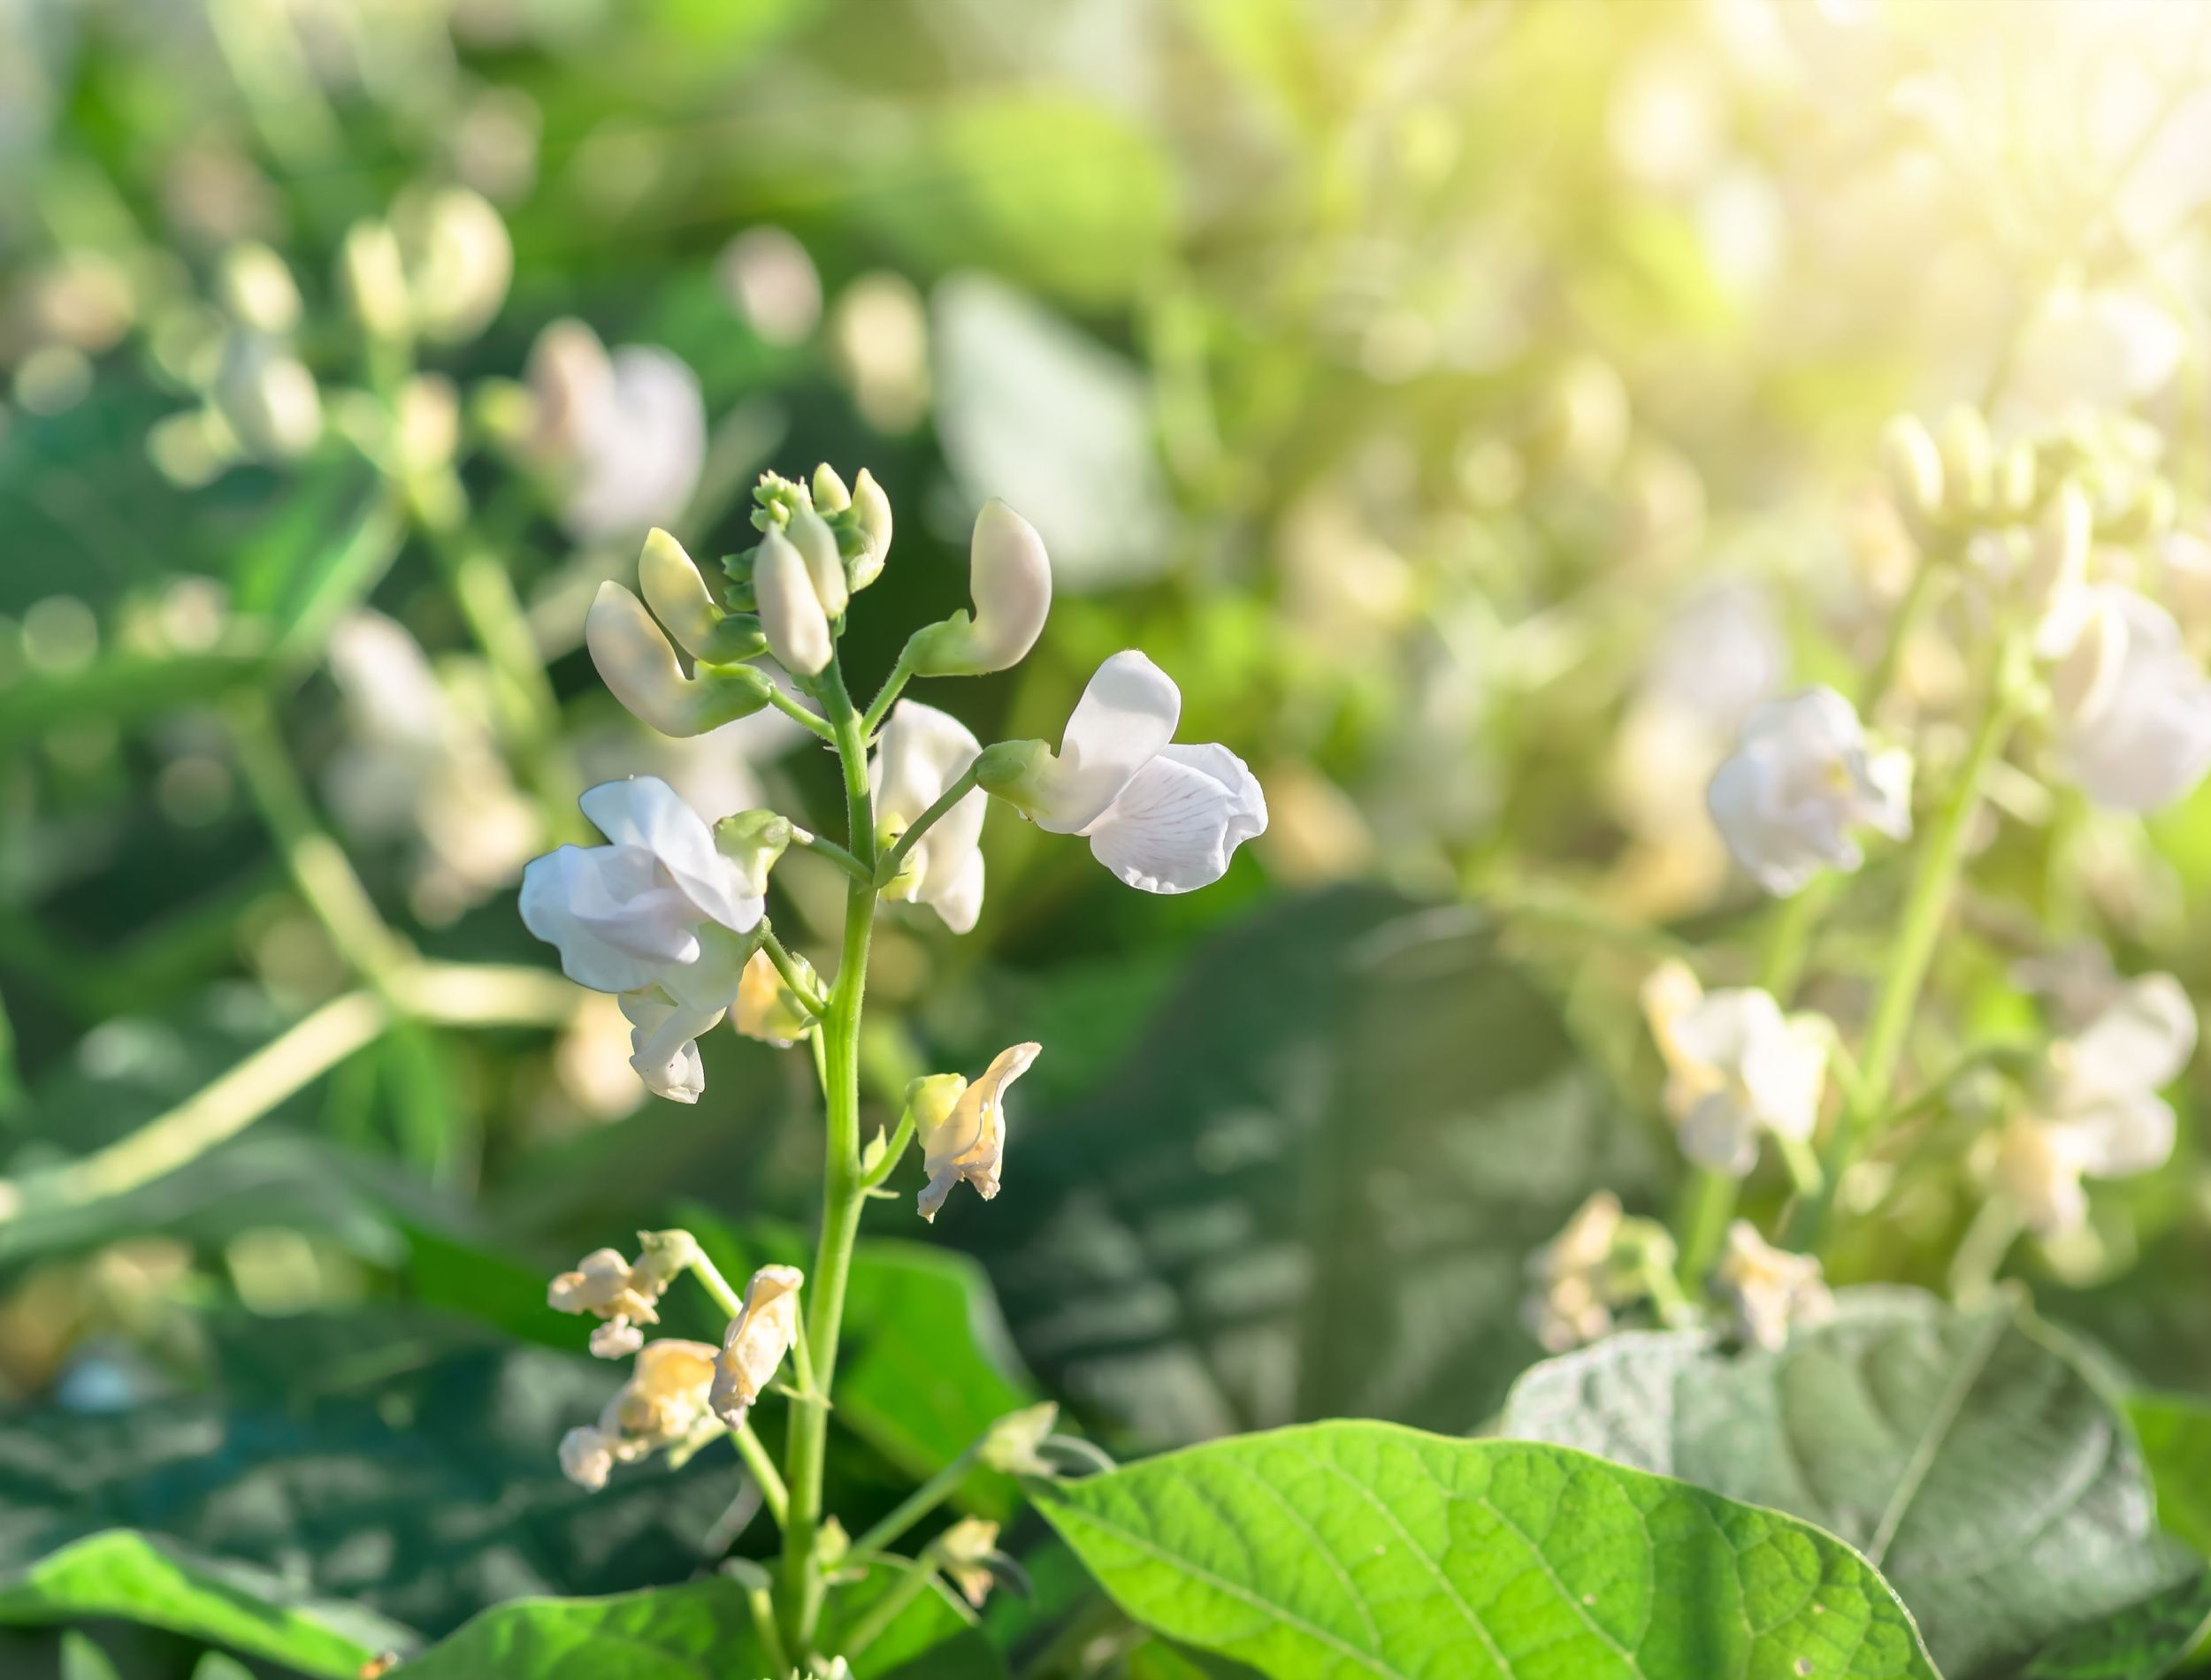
<box><xmin>980</xmin><ymin>1401</ymin><xmax>1060</xmax><ymax>1474</ymax></box>
<box><xmin>811</xmin><ymin>462</ymin><xmax>851</xmax><ymax>512</ymax></box>
<box><xmin>1936</xmin><ymin>404</ymin><xmax>1993</xmax><ymax>516</ymax></box>
<box><xmin>586</xmin><ymin>582</ymin><xmax>773</xmax><ymax>737</ymax></box>
<box><xmin>639</xmin><ymin>528</ymin><xmax>763</xmax><ymax>664</ymax></box>
<box><xmin>850</xmin><ymin>468</ymin><xmax>894</xmax><ymax>589</ymax></box>
<box><xmin>788</xmin><ymin>501</ymin><xmax>849</xmax><ymax>618</ymax></box>
<box><xmin>902</xmin><ymin>500</ymin><xmax>1050</xmax><ymax>677</ymax></box>
<box><xmin>735</xmin><ymin>947</ymin><xmax>815</xmax><ymax>1046</ymax></box>
<box><xmin>1878</xmin><ymin>414</ymin><xmax>1943</xmax><ymax>534</ymax></box>
<box><xmin>754</xmin><ymin>525</ymin><xmax>833</xmax><ymax>676</ymax></box>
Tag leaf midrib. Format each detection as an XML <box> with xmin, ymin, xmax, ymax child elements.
<box><xmin>1863</xmin><ymin>1310</ymin><xmax>2007</xmax><ymax>1566</ymax></box>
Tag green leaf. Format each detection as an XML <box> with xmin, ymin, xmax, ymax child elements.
<box><xmin>681</xmin><ymin>1210</ymin><xmax>1037</xmax><ymax>1518</ymax></box>
<box><xmin>2022</xmin><ymin>1572</ymin><xmax>2211</xmax><ymax>1680</ymax></box>
<box><xmin>2133</xmin><ymin>1394</ymin><xmax>2211</xmax><ymax>1558</ymax></box>
<box><xmin>0</xmin><ymin>1531</ymin><xmax>399</xmax><ymax>1677</ymax></box>
<box><xmin>394</xmin><ymin>1578</ymin><xmax>761</xmax><ymax>1678</ymax></box>
<box><xmin>1036</xmin><ymin>1420</ymin><xmax>1939</xmax><ymax>1680</ymax></box>
<box><xmin>965</xmin><ymin>889</ymin><xmax>1661</xmax><ymax>1447</ymax></box>
<box><xmin>1502</xmin><ymin>1288</ymin><xmax>2201</xmax><ymax>1680</ymax></box>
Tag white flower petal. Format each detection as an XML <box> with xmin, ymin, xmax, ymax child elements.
<box><xmin>871</xmin><ymin>700</ymin><xmax>987</xmax><ymax>922</ymax></box>
<box><xmin>580</xmin><ymin>776</ymin><xmax>762</xmax><ymax>934</ymax></box>
<box><xmin>520</xmin><ymin>845</ymin><xmax>696</xmax><ymax>992</ymax></box>
<box><xmin>965</xmin><ymin>500</ymin><xmax>1052</xmax><ymax>672</ymax></box>
<box><xmin>1033</xmin><ymin>652</ymin><xmax>1182</xmax><ymax>834</ymax></box>
<box><xmin>1083</xmin><ymin>743</ymin><xmax>1267</xmax><ymax>893</ymax></box>
<box><xmin>1678</xmin><ymin>1091</ymin><xmax>1760</xmax><ymax>1176</ymax></box>
<box><xmin>754</xmin><ymin>526</ymin><xmax>833</xmax><ymax>676</ymax></box>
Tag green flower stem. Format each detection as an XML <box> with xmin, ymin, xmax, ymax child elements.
<box><xmin>687</xmin><ymin>1250</ymin><xmax>746</xmax><ymax>1319</ymax></box>
<box><xmin>838</xmin><ymin>1555</ymin><xmax>951</xmax><ymax>1661</ymax></box>
<box><xmin>859</xmin><ymin>648</ymin><xmax>916</xmax><ymax>742</ymax></box>
<box><xmin>1789</xmin><ymin>641</ymin><xmax>2028</xmax><ymax>1251</ymax></box>
<box><xmin>791</xmin><ymin>828</ymin><xmax>873</xmax><ymax>885</ymax></box>
<box><xmin>731</xmin><ymin>1419</ymin><xmax>789</xmax><ymax>1529</ymax></box>
<box><xmin>745</xmin><ymin>1582</ymin><xmax>791</xmax><ymax>1677</ymax></box>
<box><xmin>844</xmin><ymin>1444</ymin><xmax>983</xmax><ymax>1568</ymax></box>
<box><xmin>1947</xmin><ymin>1195</ymin><xmax>2024</xmax><ymax>1306</ymax></box>
<box><xmin>875</xmin><ymin>765</ymin><xmax>982</xmax><ymax>889</ymax></box>
<box><xmin>1775</xmin><ymin>1132</ymin><xmax>1825</xmax><ymax>1200</ymax></box>
<box><xmin>859</xmin><ymin>1101</ymin><xmax>918</xmax><ymax>1194</ymax></box>
<box><xmin>1674</xmin><ymin>1169</ymin><xmax>1739</xmax><ymax>1289</ymax></box>
<box><xmin>763</xmin><ymin>685</ymin><xmax>837</xmax><ymax>742</ymax></box>
<box><xmin>228</xmin><ymin>695</ymin><xmax>412</xmax><ymax>983</ymax></box>
<box><xmin>761</xmin><ymin>928</ymin><xmax>829</xmax><ymax>1017</ymax></box>
<box><xmin>780</xmin><ymin>655</ymin><xmax>879</xmax><ymax>1654</ymax></box>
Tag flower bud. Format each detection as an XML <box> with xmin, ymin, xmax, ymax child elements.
<box><xmin>753</xmin><ymin>525</ymin><xmax>833</xmax><ymax>676</ymax></box>
<box><xmin>340</xmin><ymin>220</ymin><xmax>409</xmax><ymax>341</ymax></box>
<box><xmin>937</xmin><ymin>1516</ymin><xmax>1005</xmax><ymax>1609</ymax></box>
<box><xmin>1879</xmin><ymin>414</ymin><xmax>1944</xmax><ymax>537</ymax></box>
<box><xmin>788</xmin><ymin>501</ymin><xmax>849</xmax><ymax>618</ymax></box>
<box><xmin>215</xmin><ymin>336</ymin><xmax>322</xmax><ymax>460</ymax></box>
<box><xmin>2024</xmin><ymin>480</ymin><xmax>2091</xmax><ymax>625</ymax></box>
<box><xmin>713</xmin><ymin>810</ymin><xmax>791</xmax><ymax>898</ymax></box>
<box><xmin>903</xmin><ymin>500</ymin><xmax>1052</xmax><ymax>677</ymax></box>
<box><xmin>979</xmin><ymin>1401</ymin><xmax>1060</xmax><ymax>1475</ymax></box>
<box><xmin>639</xmin><ymin>528</ymin><xmax>764</xmax><ymax>664</ymax></box>
<box><xmin>1997</xmin><ymin>439</ymin><xmax>2039</xmax><ymax>515</ymax></box>
<box><xmin>850</xmin><ymin>468</ymin><xmax>893</xmax><ymax>589</ymax></box>
<box><xmin>1936</xmin><ymin>404</ymin><xmax>1993</xmax><ymax>515</ymax></box>
<box><xmin>586</xmin><ymin>582</ymin><xmax>774</xmax><ymax>737</ymax></box>
<box><xmin>218</xmin><ymin>242</ymin><xmax>302</xmax><ymax>336</ymax></box>
<box><xmin>811</xmin><ymin>462</ymin><xmax>851</xmax><ymax>512</ymax></box>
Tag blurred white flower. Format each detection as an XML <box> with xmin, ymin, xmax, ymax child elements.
<box><xmin>915</xmin><ymin>1043</ymin><xmax>1041</xmax><ymax>1222</ymax></box>
<box><xmin>391</xmin><ymin>186</ymin><xmax>512</xmax><ymax>346</ymax></box>
<box><xmin>829</xmin><ymin>271</ymin><xmax>929</xmax><ymax>432</ymax></box>
<box><xmin>980</xmin><ymin>652</ymin><xmax>1267</xmax><ymax>894</ymax></box>
<box><xmin>1521</xmin><ymin>1190</ymin><xmax>1634</xmax><ymax>1354</ymax></box>
<box><xmin>1706</xmin><ymin>686</ymin><xmax>1911</xmax><ymax>896</ymax></box>
<box><xmin>1997</xmin><ymin>973</ymin><xmax>2196</xmax><ymax>1235</ymax></box>
<box><xmin>937</xmin><ymin>1516</ymin><xmax>1005</xmax><ymax>1609</ymax></box>
<box><xmin>213</xmin><ymin>333</ymin><xmax>321</xmax><ymax>461</ymax></box>
<box><xmin>2048</xmin><ymin>586</ymin><xmax>2211</xmax><ymax>813</ymax></box>
<box><xmin>709</xmin><ymin>1264</ymin><xmax>804</xmax><ymax>1426</ymax></box>
<box><xmin>1643</xmin><ymin>960</ymin><xmax>1826</xmax><ymax>1177</ymax></box>
<box><xmin>560</xmin><ymin>1337</ymin><xmax>720</xmax><ymax>1490</ymax></box>
<box><xmin>526</xmin><ymin>318</ymin><xmax>706</xmax><ymax>541</ymax></box>
<box><xmin>903</xmin><ymin>500</ymin><xmax>1053</xmax><ymax>677</ymax></box>
<box><xmin>718</xmin><ymin>226</ymin><xmax>822</xmax><ymax>346</ymax></box>
<box><xmin>325</xmin><ymin>612</ymin><xmax>538</xmax><ymax>924</ymax></box>
<box><xmin>1712</xmin><ymin>1220</ymin><xmax>1832</xmax><ymax>1349</ymax></box>
<box><xmin>2003</xmin><ymin>286</ymin><xmax>2185</xmax><ymax>434</ymax></box>
<box><xmin>871</xmin><ymin>700</ymin><xmax>988</xmax><ymax>933</ymax></box>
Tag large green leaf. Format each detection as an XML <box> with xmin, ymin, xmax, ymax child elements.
<box><xmin>1502</xmin><ymin>1288</ymin><xmax>2200</xmax><ymax>1679</ymax></box>
<box><xmin>0</xmin><ymin>1529</ymin><xmax>407</xmax><ymax>1678</ymax></box>
<box><xmin>1036</xmin><ymin>1420</ymin><xmax>1939</xmax><ymax>1680</ymax></box>
<box><xmin>2132</xmin><ymin>1395</ymin><xmax>2211</xmax><ymax>1559</ymax></box>
<box><xmin>0</xmin><ymin>1311</ymin><xmax>746</xmax><ymax>1638</ymax></box>
<box><xmin>964</xmin><ymin>889</ymin><xmax>1660</xmax><ymax>1447</ymax></box>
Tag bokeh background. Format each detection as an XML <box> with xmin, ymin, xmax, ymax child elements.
<box><xmin>6</xmin><ymin>0</ymin><xmax>2211</xmax><ymax>1673</ymax></box>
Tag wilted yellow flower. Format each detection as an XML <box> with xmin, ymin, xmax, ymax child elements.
<box><xmin>709</xmin><ymin>1264</ymin><xmax>805</xmax><ymax>1426</ymax></box>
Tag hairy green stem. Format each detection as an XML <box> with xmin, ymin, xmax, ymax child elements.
<box><xmin>779</xmin><ymin>656</ymin><xmax>879</xmax><ymax>1653</ymax></box>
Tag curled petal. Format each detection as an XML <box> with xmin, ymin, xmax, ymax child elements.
<box><xmin>520</xmin><ymin>844</ymin><xmax>699</xmax><ymax>992</ymax></box>
<box><xmin>1083</xmin><ymin>743</ymin><xmax>1267</xmax><ymax>894</ymax></box>
<box><xmin>1033</xmin><ymin>652</ymin><xmax>1182</xmax><ymax>833</ymax></box>
<box><xmin>619</xmin><ymin>989</ymin><xmax>719</xmax><ymax>1103</ymax></box>
<box><xmin>710</xmin><ymin>1264</ymin><xmax>804</xmax><ymax>1426</ymax></box>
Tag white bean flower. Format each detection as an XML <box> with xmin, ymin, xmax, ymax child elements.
<box><xmin>976</xmin><ymin>652</ymin><xmax>1267</xmax><ymax>893</ymax></box>
<box><xmin>525</xmin><ymin>319</ymin><xmax>706</xmax><ymax>541</ymax></box>
<box><xmin>1642</xmin><ymin>960</ymin><xmax>1827</xmax><ymax>1178</ymax></box>
<box><xmin>1706</xmin><ymin>686</ymin><xmax>1911</xmax><ymax>897</ymax></box>
<box><xmin>520</xmin><ymin>779</ymin><xmax>770</xmax><ymax>1100</ymax></box>
<box><xmin>559</xmin><ymin>1337</ymin><xmax>720</xmax><ymax>1491</ymax></box>
<box><xmin>1995</xmin><ymin>973</ymin><xmax>2197</xmax><ymax>1236</ymax></box>
<box><xmin>2048</xmin><ymin>586</ymin><xmax>2211</xmax><ymax>813</ymax></box>
<box><xmin>1712</xmin><ymin>1221</ymin><xmax>1832</xmax><ymax>1349</ymax></box>
<box><xmin>914</xmin><ymin>1043</ymin><xmax>1042</xmax><ymax>1222</ymax></box>
<box><xmin>585</xmin><ymin>531</ymin><xmax>772</xmax><ymax>739</ymax></box>
<box><xmin>903</xmin><ymin>500</ymin><xmax>1052</xmax><ymax>677</ymax></box>
<box><xmin>1521</xmin><ymin>1190</ymin><xmax>1628</xmax><ymax>1354</ymax></box>
<box><xmin>709</xmin><ymin>1264</ymin><xmax>805</xmax><ymax>1427</ymax></box>
<box><xmin>871</xmin><ymin>700</ymin><xmax>988</xmax><ymax>933</ymax></box>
